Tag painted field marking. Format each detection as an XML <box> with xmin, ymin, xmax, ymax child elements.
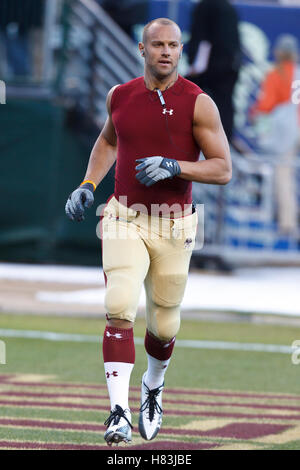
<box><xmin>0</xmin><ymin>398</ymin><xmax>300</xmax><ymax>421</ymax></box>
<box><xmin>0</xmin><ymin>329</ymin><xmax>294</xmax><ymax>354</ymax></box>
<box><xmin>0</xmin><ymin>417</ymin><xmax>290</xmax><ymax>440</ymax></box>
<box><xmin>0</xmin><ymin>372</ymin><xmax>297</xmax><ymax>450</ymax></box>
<box><xmin>0</xmin><ymin>390</ymin><xmax>299</xmax><ymax>412</ymax></box>
<box><xmin>1</xmin><ymin>374</ymin><xmax>299</xmax><ymax>400</ymax></box>
<box><xmin>0</xmin><ymin>439</ymin><xmax>218</xmax><ymax>450</ymax></box>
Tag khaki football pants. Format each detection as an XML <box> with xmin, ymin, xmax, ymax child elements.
<box><xmin>101</xmin><ymin>197</ymin><xmax>198</xmax><ymax>341</ymax></box>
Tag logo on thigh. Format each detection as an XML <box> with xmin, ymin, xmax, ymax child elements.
<box><xmin>184</xmin><ymin>237</ymin><xmax>193</xmax><ymax>249</ymax></box>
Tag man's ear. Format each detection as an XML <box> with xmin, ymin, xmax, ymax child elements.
<box><xmin>139</xmin><ymin>42</ymin><xmax>145</xmax><ymax>57</ymax></box>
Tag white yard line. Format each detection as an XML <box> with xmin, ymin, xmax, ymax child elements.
<box><xmin>0</xmin><ymin>329</ymin><xmax>295</xmax><ymax>355</ymax></box>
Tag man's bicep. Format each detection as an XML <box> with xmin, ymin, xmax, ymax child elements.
<box><xmin>194</xmin><ymin>118</ymin><xmax>229</xmax><ymax>160</ymax></box>
<box><xmin>193</xmin><ymin>94</ymin><xmax>230</xmax><ymax>160</ymax></box>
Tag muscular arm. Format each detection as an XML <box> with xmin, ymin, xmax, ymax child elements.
<box><xmin>83</xmin><ymin>86</ymin><xmax>119</xmax><ymax>187</ymax></box>
<box><xmin>178</xmin><ymin>94</ymin><xmax>232</xmax><ymax>185</ymax></box>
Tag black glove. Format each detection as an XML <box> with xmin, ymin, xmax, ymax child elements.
<box><xmin>135</xmin><ymin>156</ymin><xmax>181</xmax><ymax>187</ymax></box>
<box><xmin>65</xmin><ymin>182</ymin><xmax>95</xmax><ymax>222</ymax></box>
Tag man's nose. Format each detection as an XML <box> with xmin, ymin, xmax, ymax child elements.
<box><xmin>161</xmin><ymin>47</ymin><xmax>170</xmax><ymax>56</ymax></box>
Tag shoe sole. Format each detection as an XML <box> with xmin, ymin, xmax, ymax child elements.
<box><xmin>104</xmin><ymin>430</ymin><xmax>132</xmax><ymax>446</ymax></box>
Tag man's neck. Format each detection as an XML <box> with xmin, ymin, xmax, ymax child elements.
<box><xmin>144</xmin><ymin>71</ymin><xmax>179</xmax><ymax>91</ymax></box>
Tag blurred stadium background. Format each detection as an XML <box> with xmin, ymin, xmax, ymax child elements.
<box><xmin>0</xmin><ymin>0</ymin><xmax>300</xmax><ymax>451</ymax></box>
<box><xmin>0</xmin><ymin>0</ymin><xmax>300</xmax><ymax>267</ymax></box>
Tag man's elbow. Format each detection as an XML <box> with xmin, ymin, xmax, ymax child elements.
<box><xmin>218</xmin><ymin>168</ymin><xmax>232</xmax><ymax>185</ymax></box>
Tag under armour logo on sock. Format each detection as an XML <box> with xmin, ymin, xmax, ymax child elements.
<box><xmin>106</xmin><ymin>331</ymin><xmax>123</xmax><ymax>339</ymax></box>
<box><xmin>106</xmin><ymin>371</ymin><xmax>118</xmax><ymax>378</ymax></box>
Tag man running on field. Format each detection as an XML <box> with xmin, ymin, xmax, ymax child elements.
<box><xmin>65</xmin><ymin>18</ymin><xmax>231</xmax><ymax>446</ymax></box>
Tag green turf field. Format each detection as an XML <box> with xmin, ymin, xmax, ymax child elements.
<box><xmin>0</xmin><ymin>313</ymin><xmax>300</xmax><ymax>450</ymax></box>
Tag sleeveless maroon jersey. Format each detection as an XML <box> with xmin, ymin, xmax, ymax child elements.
<box><xmin>111</xmin><ymin>75</ymin><xmax>203</xmax><ymax>211</ymax></box>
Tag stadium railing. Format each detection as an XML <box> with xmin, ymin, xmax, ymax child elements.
<box><xmin>193</xmin><ymin>151</ymin><xmax>300</xmax><ymax>266</ymax></box>
<box><xmin>59</xmin><ymin>0</ymin><xmax>143</xmax><ymax>127</ymax></box>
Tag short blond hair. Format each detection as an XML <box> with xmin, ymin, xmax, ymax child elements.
<box><xmin>142</xmin><ymin>18</ymin><xmax>181</xmax><ymax>44</ymax></box>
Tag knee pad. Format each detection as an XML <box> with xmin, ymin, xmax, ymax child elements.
<box><xmin>104</xmin><ymin>272</ymin><xmax>137</xmax><ymax>323</ymax></box>
<box><xmin>146</xmin><ymin>271</ymin><xmax>186</xmax><ymax>341</ymax></box>
<box><xmin>147</xmin><ymin>303</ymin><xmax>181</xmax><ymax>342</ymax></box>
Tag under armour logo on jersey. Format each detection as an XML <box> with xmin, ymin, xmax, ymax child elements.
<box><xmin>162</xmin><ymin>108</ymin><xmax>174</xmax><ymax>115</ymax></box>
<box><xmin>106</xmin><ymin>371</ymin><xmax>118</xmax><ymax>378</ymax></box>
<box><xmin>106</xmin><ymin>331</ymin><xmax>123</xmax><ymax>339</ymax></box>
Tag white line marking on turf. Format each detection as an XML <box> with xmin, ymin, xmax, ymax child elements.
<box><xmin>0</xmin><ymin>329</ymin><xmax>294</xmax><ymax>354</ymax></box>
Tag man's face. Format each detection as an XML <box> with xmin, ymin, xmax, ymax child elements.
<box><xmin>140</xmin><ymin>24</ymin><xmax>183</xmax><ymax>79</ymax></box>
